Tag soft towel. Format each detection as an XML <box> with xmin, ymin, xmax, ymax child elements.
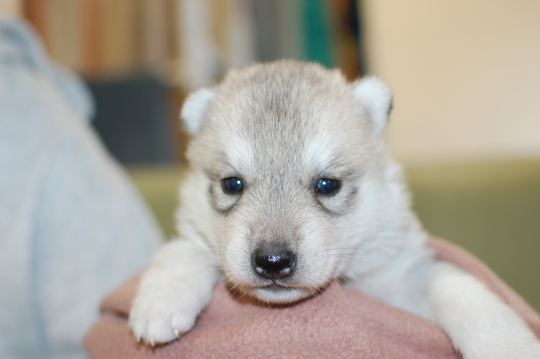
<box><xmin>84</xmin><ymin>238</ymin><xmax>540</xmax><ymax>358</ymax></box>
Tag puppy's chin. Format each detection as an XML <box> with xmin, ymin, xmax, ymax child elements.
<box><xmin>249</xmin><ymin>285</ymin><xmax>316</xmax><ymax>304</ymax></box>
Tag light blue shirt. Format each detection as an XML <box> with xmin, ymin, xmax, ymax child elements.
<box><xmin>0</xmin><ymin>16</ymin><xmax>163</xmax><ymax>359</ymax></box>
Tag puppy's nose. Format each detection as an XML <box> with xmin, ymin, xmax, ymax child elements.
<box><xmin>252</xmin><ymin>244</ymin><xmax>296</xmax><ymax>279</ymax></box>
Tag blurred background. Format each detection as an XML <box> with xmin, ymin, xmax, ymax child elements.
<box><xmin>2</xmin><ymin>0</ymin><xmax>539</xmax><ymax>309</ymax></box>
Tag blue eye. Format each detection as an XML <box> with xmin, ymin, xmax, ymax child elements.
<box><xmin>222</xmin><ymin>177</ymin><xmax>244</xmax><ymax>194</ymax></box>
<box><xmin>315</xmin><ymin>178</ymin><xmax>340</xmax><ymax>195</ymax></box>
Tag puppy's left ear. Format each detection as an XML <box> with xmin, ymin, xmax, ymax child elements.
<box><xmin>352</xmin><ymin>76</ymin><xmax>393</xmax><ymax>134</ymax></box>
<box><xmin>181</xmin><ymin>88</ymin><xmax>216</xmax><ymax>135</ymax></box>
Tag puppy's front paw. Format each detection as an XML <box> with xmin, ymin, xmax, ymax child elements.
<box><xmin>128</xmin><ymin>269</ymin><xmax>215</xmax><ymax>346</ymax></box>
<box><xmin>129</xmin><ymin>286</ymin><xmax>202</xmax><ymax>345</ymax></box>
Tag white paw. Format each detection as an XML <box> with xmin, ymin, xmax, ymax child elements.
<box><xmin>128</xmin><ymin>270</ymin><xmax>215</xmax><ymax>346</ymax></box>
<box><xmin>129</xmin><ymin>286</ymin><xmax>202</xmax><ymax>345</ymax></box>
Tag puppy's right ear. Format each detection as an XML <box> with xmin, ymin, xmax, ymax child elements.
<box><xmin>181</xmin><ymin>88</ymin><xmax>216</xmax><ymax>135</ymax></box>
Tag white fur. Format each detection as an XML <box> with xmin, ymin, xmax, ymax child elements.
<box><xmin>180</xmin><ymin>87</ymin><xmax>216</xmax><ymax>134</ymax></box>
<box><xmin>129</xmin><ymin>240</ymin><xmax>219</xmax><ymax>343</ymax></box>
<box><xmin>429</xmin><ymin>262</ymin><xmax>540</xmax><ymax>358</ymax></box>
<box><xmin>129</xmin><ymin>61</ymin><xmax>540</xmax><ymax>357</ymax></box>
<box><xmin>352</xmin><ymin>76</ymin><xmax>393</xmax><ymax>134</ymax></box>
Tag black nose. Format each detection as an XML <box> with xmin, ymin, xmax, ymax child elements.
<box><xmin>252</xmin><ymin>244</ymin><xmax>296</xmax><ymax>279</ymax></box>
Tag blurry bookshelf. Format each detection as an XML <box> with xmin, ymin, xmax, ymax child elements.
<box><xmin>22</xmin><ymin>0</ymin><xmax>365</xmax><ymax>164</ymax></box>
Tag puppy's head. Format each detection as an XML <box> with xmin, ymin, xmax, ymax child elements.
<box><xmin>179</xmin><ymin>60</ymin><xmax>407</xmax><ymax>303</ymax></box>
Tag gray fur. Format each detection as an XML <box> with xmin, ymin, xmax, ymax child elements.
<box><xmin>129</xmin><ymin>61</ymin><xmax>540</xmax><ymax>358</ymax></box>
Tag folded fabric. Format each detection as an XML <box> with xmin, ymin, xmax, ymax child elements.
<box><xmin>84</xmin><ymin>239</ymin><xmax>540</xmax><ymax>359</ymax></box>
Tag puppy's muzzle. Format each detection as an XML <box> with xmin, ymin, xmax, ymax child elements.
<box><xmin>252</xmin><ymin>243</ymin><xmax>296</xmax><ymax>280</ymax></box>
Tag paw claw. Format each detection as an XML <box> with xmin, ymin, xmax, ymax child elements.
<box><xmin>174</xmin><ymin>329</ymin><xmax>180</xmax><ymax>339</ymax></box>
<box><xmin>150</xmin><ymin>339</ymin><xmax>155</xmax><ymax>347</ymax></box>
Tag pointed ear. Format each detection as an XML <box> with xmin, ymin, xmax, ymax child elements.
<box><xmin>352</xmin><ymin>76</ymin><xmax>393</xmax><ymax>134</ymax></box>
<box><xmin>180</xmin><ymin>88</ymin><xmax>216</xmax><ymax>135</ymax></box>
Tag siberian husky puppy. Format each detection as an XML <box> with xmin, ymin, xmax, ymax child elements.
<box><xmin>129</xmin><ymin>60</ymin><xmax>540</xmax><ymax>358</ymax></box>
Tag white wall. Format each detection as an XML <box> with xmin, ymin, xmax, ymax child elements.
<box><xmin>362</xmin><ymin>0</ymin><xmax>540</xmax><ymax>164</ymax></box>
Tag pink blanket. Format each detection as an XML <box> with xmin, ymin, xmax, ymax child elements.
<box><xmin>84</xmin><ymin>239</ymin><xmax>540</xmax><ymax>358</ymax></box>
